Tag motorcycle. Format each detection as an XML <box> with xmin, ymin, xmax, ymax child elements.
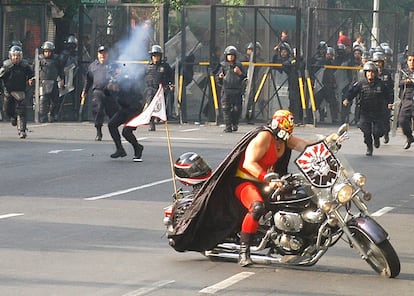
<box><xmin>163</xmin><ymin>124</ymin><xmax>400</xmax><ymax>278</ymax></box>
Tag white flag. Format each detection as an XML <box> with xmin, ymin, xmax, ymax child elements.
<box><xmin>126</xmin><ymin>84</ymin><xmax>167</xmax><ymax>127</ymax></box>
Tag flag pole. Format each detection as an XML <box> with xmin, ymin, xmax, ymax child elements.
<box><xmin>164</xmin><ymin>120</ymin><xmax>178</xmax><ymax>196</ymax></box>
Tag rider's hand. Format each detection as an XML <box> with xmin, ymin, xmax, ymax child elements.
<box><xmin>268</xmin><ymin>181</ymin><xmax>283</xmax><ymax>191</ymax></box>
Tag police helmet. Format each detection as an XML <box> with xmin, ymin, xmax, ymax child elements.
<box><xmin>317</xmin><ymin>41</ymin><xmax>328</xmax><ymax>50</ymax></box>
<box><xmin>66</xmin><ymin>35</ymin><xmax>78</xmax><ymax>45</ymax></box>
<box><xmin>246</xmin><ymin>42</ymin><xmax>262</xmax><ymax>51</ymax></box>
<box><xmin>224</xmin><ymin>45</ymin><xmax>237</xmax><ymax>56</ymax></box>
<box><xmin>374</xmin><ymin>46</ymin><xmax>383</xmax><ymax>53</ymax></box>
<box><xmin>10</xmin><ymin>40</ymin><xmax>23</xmax><ymax>49</ymax></box>
<box><xmin>326</xmin><ymin>47</ymin><xmax>335</xmax><ymax>56</ymax></box>
<box><xmin>353</xmin><ymin>46</ymin><xmax>363</xmax><ymax>53</ymax></box>
<box><xmin>336</xmin><ymin>43</ymin><xmax>346</xmax><ymax>53</ymax></box>
<box><xmin>41</xmin><ymin>41</ymin><xmax>55</xmax><ymax>51</ymax></box>
<box><xmin>383</xmin><ymin>47</ymin><xmax>393</xmax><ymax>56</ymax></box>
<box><xmin>363</xmin><ymin>61</ymin><xmax>378</xmax><ymax>72</ymax></box>
<box><xmin>270</xmin><ymin>110</ymin><xmax>295</xmax><ymax>142</ymax></box>
<box><xmin>9</xmin><ymin>45</ymin><xmax>23</xmax><ymax>60</ymax></box>
<box><xmin>149</xmin><ymin>45</ymin><xmax>163</xmax><ymax>55</ymax></box>
<box><xmin>279</xmin><ymin>42</ymin><xmax>291</xmax><ymax>55</ymax></box>
<box><xmin>174</xmin><ymin>152</ymin><xmax>212</xmax><ymax>186</ymax></box>
<box><xmin>372</xmin><ymin>52</ymin><xmax>385</xmax><ymax>62</ymax></box>
<box><xmin>362</xmin><ymin>51</ymin><xmax>371</xmax><ymax>59</ymax></box>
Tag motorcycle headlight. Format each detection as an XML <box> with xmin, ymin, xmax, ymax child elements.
<box><xmin>332</xmin><ymin>183</ymin><xmax>354</xmax><ymax>204</ymax></box>
<box><xmin>352</xmin><ymin>173</ymin><xmax>366</xmax><ymax>187</ymax></box>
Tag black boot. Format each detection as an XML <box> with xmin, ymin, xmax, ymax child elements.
<box><xmin>384</xmin><ymin>133</ymin><xmax>389</xmax><ymax>144</ymax></box>
<box><xmin>374</xmin><ymin>137</ymin><xmax>380</xmax><ymax>148</ymax></box>
<box><xmin>17</xmin><ymin>116</ymin><xmax>27</xmax><ymax>139</ymax></box>
<box><xmin>110</xmin><ymin>147</ymin><xmax>127</xmax><ymax>158</ymax></box>
<box><xmin>404</xmin><ymin>136</ymin><xmax>414</xmax><ymax>149</ymax></box>
<box><xmin>133</xmin><ymin>144</ymin><xmax>144</xmax><ymax>162</ymax></box>
<box><xmin>95</xmin><ymin>126</ymin><xmax>103</xmax><ymax>141</ymax></box>
<box><xmin>238</xmin><ymin>232</ymin><xmax>253</xmax><ymax>267</ymax></box>
<box><xmin>148</xmin><ymin>118</ymin><xmax>156</xmax><ymax>131</ymax></box>
<box><xmin>366</xmin><ymin>143</ymin><xmax>373</xmax><ymax>156</ymax></box>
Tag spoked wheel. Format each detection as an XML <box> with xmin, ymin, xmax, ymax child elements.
<box><xmin>351</xmin><ymin>228</ymin><xmax>400</xmax><ymax>278</ymax></box>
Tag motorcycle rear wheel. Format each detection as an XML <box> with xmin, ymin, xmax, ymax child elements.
<box><xmin>351</xmin><ymin>229</ymin><xmax>400</xmax><ymax>278</ymax></box>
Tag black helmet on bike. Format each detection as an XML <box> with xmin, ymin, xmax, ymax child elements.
<box><xmin>174</xmin><ymin>152</ymin><xmax>212</xmax><ymax>186</ymax></box>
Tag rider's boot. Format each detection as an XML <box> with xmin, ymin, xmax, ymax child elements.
<box><xmin>238</xmin><ymin>232</ymin><xmax>253</xmax><ymax>267</ymax></box>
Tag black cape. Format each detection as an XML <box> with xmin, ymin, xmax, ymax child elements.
<box><xmin>168</xmin><ymin>126</ymin><xmax>291</xmax><ymax>252</ymax></box>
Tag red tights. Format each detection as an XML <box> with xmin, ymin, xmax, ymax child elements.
<box><xmin>235</xmin><ymin>182</ymin><xmax>263</xmax><ymax>233</ymax></box>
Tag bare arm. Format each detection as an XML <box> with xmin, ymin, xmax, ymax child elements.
<box><xmin>242</xmin><ymin>131</ymin><xmax>272</xmax><ymax>179</ymax></box>
<box><xmin>287</xmin><ymin>135</ymin><xmax>311</xmax><ymax>152</ymax></box>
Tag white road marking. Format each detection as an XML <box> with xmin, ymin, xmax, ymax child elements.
<box><xmin>0</xmin><ymin>213</ymin><xmax>24</xmax><ymax>219</ymax></box>
<box><xmin>84</xmin><ymin>178</ymin><xmax>173</xmax><ymax>201</ymax></box>
<box><xmin>199</xmin><ymin>272</ymin><xmax>255</xmax><ymax>294</ymax></box>
<box><xmin>121</xmin><ymin>280</ymin><xmax>175</xmax><ymax>296</ymax></box>
<box><xmin>180</xmin><ymin>128</ymin><xmax>200</xmax><ymax>132</ymax></box>
<box><xmin>371</xmin><ymin>206</ymin><xmax>394</xmax><ymax>217</ymax></box>
<box><xmin>48</xmin><ymin>149</ymin><xmax>83</xmax><ymax>154</ymax></box>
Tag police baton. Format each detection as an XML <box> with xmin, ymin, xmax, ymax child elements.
<box><xmin>79</xmin><ymin>92</ymin><xmax>86</xmax><ymax>121</ymax></box>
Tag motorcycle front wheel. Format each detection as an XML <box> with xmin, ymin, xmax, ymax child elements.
<box><xmin>351</xmin><ymin>228</ymin><xmax>400</xmax><ymax>278</ymax></box>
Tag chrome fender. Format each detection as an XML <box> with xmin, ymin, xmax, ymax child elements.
<box><xmin>347</xmin><ymin>216</ymin><xmax>388</xmax><ymax>244</ymax></box>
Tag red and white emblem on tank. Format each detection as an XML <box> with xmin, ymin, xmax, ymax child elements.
<box><xmin>295</xmin><ymin>141</ymin><xmax>340</xmax><ymax>188</ymax></box>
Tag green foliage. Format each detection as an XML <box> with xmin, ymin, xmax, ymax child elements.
<box><xmin>220</xmin><ymin>0</ymin><xmax>245</xmax><ymax>5</ymax></box>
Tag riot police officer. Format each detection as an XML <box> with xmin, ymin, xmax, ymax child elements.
<box><xmin>272</xmin><ymin>43</ymin><xmax>301</xmax><ymax>121</ymax></box>
<box><xmin>144</xmin><ymin>45</ymin><xmax>174</xmax><ymax>131</ymax></box>
<box><xmin>398</xmin><ymin>53</ymin><xmax>414</xmax><ymax>149</ymax></box>
<box><xmin>60</xmin><ymin>35</ymin><xmax>78</xmax><ymax>69</ymax></box>
<box><xmin>314</xmin><ymin>46</ymin><xmax>338</xmax><ymax>123</ymax></box>
<box><xmin>0</xmin><ymin>45</ymin><xmax>34</xmax><ymax>138</ymax></box>
<box><xmin>372</xmin><ymin>51</ymin><xmax>394</xmax><ymax>143</ymax></box>
<box><xmin>81</xmin><ymin>45</ymin><xmax>118</xmax><ymax>141</ymax></box>
<box><xmin>38</xmin><ymin>41</ymin><xmax>64</xmax><ymax>123</ymax></box>
<box><xmin>216</xmin><ymin>45</ymin><xmax>246</xmax><ymax>132</ymax></box>
<box><xmin>343</xmin><ymin>61</ymin><xmax>392</xmax><ymax>156</ymax></box>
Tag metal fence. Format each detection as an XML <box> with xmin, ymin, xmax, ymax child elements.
<box><xmin>0</xmin><ymin>3</ymin><xmax>402</xmax><ymax>124</ymax></box>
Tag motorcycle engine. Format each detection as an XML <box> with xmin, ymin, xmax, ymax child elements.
<box><xmin>273</xmin><ymin>233</ymin><xmax>303</xmax><ymax>252</ymax></box>
<box><xmin>273</xmin><ymin>211</ymin><xmax>303</xmax><ymax>232</ymax></box>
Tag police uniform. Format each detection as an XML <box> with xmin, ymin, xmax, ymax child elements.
<box><xmin>38</xmin><ymin>52</ymin><xmax>64</xmax><ymax>122</ymax></box>
<box><xmin>0</xmin><ymin>51</ymin><xmax>33</xmax><ymax>138</ymax></box>
<box><xmin>377</xmin><ymin>68</ymin><xmax>394</xmax><ymax>142</ymax></box>
<box><xmin>345</xmin><ymin>76</ymin><xmax>389</xmax><ymax>155</ymax></box>
<box><xmin>143</xmin><ymin>58</ymin><xmax>173</xmax><ymax>131</ymax></box>
<box><xmin>398</xmin><ymin>68</ymin><xmax>414</xmax><ymax>149</ymax></box>
<box><xmin>216</xmin><ymin>46</ymin><xmax>246</xmax><ymax>132</ymax></box>
<box><xmin>82</xmin><ymin>46</ymin><xmax>118</xmax><ymax>140</ymax></box>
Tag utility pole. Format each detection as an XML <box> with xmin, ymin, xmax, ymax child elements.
<box><xmin>371</xmin><ymin>0</ymin><xmax>380</xmax><ymax>48</ymax></box>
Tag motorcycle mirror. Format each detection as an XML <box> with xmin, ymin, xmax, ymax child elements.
<box><xmin>337</xmin><ymin>123</ymin><xmax>349</xmax><ymax>136</ymax></box>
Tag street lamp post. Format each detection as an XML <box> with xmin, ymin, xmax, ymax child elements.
<box><xmin>371</xmin><ymin>0</ymin><xmax>379</xmax><ymax>48</ymax></box>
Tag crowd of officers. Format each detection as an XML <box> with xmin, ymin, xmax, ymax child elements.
<box><xmin>1</xmin><ymin>34</ymin><xmax>413</xmax><ymax>156</ymax></box>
